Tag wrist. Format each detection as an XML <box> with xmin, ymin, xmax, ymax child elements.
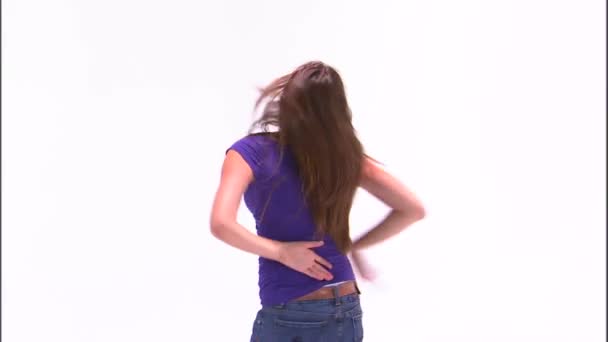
<box><xmin>271</xmin><ymin>240</ymin><xmax>285</xmax><ymax>263</ymax></box>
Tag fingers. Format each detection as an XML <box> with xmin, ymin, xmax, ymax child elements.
<box><xmin>305</xmin><ymin>268</ymin><xmax>323</xmax><ymax>280</ymax></box>
<box><xmin>303</xmin><ymin>241</ymin><xmax>333</xmax><ymax>269</ymax></box>
<box><xmin>351</xmin><ymin>252</ymin><xmax>377</xmax><ymax>282</ymax></box>
<box><xmin>314</xmin><ymin>255</ymin><xmax>332</xmax><ymax>270</ymax></box>
<box><xmin>311</xmin><ymin>263</ymin><xmax>333</xmax><ymax>280</ymax></box>
<box><xmin>364</xmin><ymin>268</ymin><xmax>377</xmax><ymax>281</ymax></box>
<box><xmin>304</xmin><ymin>241</ymin><xmax>332</xmax><ymax>268</ymax></box>
<box><xmin>306</xmin><ymin>264</ymin><xmax>333</xmax><ymax>281</ymax></box>
<box><xmin>283</xmin><ymin>240</ymin><xmax>336</xmax><ymax>281</ymax></box>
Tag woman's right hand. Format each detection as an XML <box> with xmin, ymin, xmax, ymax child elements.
<box><xmin>350</xmin><ymin>249</ymin><xmax>377</xmax><ymax>282</ymax></box>
<box><xmin>277</xmin><ymin>241</ymin><xmax>334</xmax><ymax>281</ymax></box>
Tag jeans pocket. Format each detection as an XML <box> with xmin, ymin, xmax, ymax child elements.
<box><xmin>274</xmin><ymin>318</ymin><xmax>328</xmax><ymax>329</ymax></box>
<box><xmin>274</xmin><ymin>316</ymin><xmax>329</xmax><ymax>342</ymax></box>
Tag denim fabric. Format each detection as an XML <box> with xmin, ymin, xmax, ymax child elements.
<box><xmin>249</xmin><ymin>292</ymin><xmax>364</xmax><ymax>342</ymax></box>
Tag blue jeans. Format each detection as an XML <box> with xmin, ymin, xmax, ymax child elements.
<box><xmin>249</xmin><ymin>289</ymin><xmax>364</xmax><ymax>341</ymax></box>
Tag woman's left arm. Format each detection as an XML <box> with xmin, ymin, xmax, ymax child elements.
<box><xmin>209</xmin><ymin>150</ymin><xmax>283</xmax><ymax>261</ymax></box>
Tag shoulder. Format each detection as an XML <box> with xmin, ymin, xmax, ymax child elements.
<box><xmin>229</xmin><ymin>132</ymin><xmax>276</xmax><ymax>150</ymax></box>
<box><xmin>226</xmin><ymin>133</ymin><xmax>273</xmax><ymax>157</ymax></box>
<box><xmin>225</xmin><ymin>132</ymin><xmax>278</xmax><ymax>179</ymax></box>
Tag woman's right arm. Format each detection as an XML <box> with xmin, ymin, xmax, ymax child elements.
<box><xmin>351</xmin><ymin>156</ymin><xmax>426</xmax><ymax>251</ymax></box>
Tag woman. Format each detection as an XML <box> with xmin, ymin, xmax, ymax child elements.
<box><xmin>210</xmin><ymin>61</ymin><xmax>425</xmax><ymax>341</ymax></box>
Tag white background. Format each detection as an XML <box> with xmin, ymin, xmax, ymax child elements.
<box><xmin>2</xmin><ymin>0</ymin><xmax>605</xmax><ymax>341</ymax></box>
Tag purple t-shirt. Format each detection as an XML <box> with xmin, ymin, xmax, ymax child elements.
<box><xmin>226</xmin><ymin>133</ymin><xmax>356</xmax><ymax>306</ymax></box>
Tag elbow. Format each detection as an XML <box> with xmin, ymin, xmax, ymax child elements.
<box><xmin>210</xmin><ymin>224</ymin><xmax>223</xmax><ymax>239</ymax></box>
<box><xmin>209</xmin><ymin>218</ymin><xmax>228</xmax><ymax>240</ymax></box>
<box><xmin>414</xmin><ymin>206</ymin><xmax>426</xmax><ymax>220</ymax></box>
<box><xmin>396</xmin><ymin>204</ymin><xmax>426</xmax><ymax>221</ymax></box>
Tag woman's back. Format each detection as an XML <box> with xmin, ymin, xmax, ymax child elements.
<box><xmin>227</xmin><ymin>133</ymin><xmax>356</xmax><ymax>306</ymax></box>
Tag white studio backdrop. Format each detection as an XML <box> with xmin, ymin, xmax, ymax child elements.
<box><xmin>2</xmin><ymin>0</ymin><xmax>605</xmax><ymax>341</ymax></box>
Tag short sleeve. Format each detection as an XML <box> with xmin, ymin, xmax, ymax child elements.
<box><xmin>226</xmin><ymin>135</ymin><xmax>264</xmax><ymax>179</ymax></box>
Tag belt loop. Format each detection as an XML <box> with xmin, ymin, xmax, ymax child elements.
<box><xmin>332</xmin><ymin>285</ymin><xmax>340</xmax><ymax>306</ymax></box>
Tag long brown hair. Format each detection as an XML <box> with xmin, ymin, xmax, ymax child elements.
<box><xmin>249</xmin><ymin>61</ymin><xmax>365</xmax><ymax>254</ymax></box>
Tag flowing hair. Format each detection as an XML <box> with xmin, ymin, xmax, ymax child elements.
<box><xmin>249</xmin><ymin>61</ymin><xmax>369</xmax><ymax>254</ymax></box>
